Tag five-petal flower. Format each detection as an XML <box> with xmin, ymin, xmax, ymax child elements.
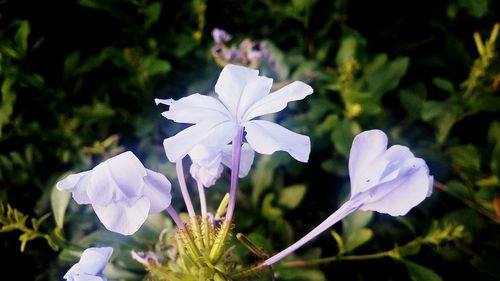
<box><xmin>156</xmin><ymin>64</ymin><xmax>313</xmax><ymax>163</ymax></box>
<box><xmin>56</xmin><ymin>151</ymin><xmax>172</xmax><ymax>235</ymax></box>
<box><xmin>63</xmin><ymin>247</ymin><xmax>113</xmax><ymax>281</ymax></box>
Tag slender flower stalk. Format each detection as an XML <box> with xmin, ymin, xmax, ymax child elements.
<box><xmin>226</xmin><ymin>126</ymin><xmax>244</xmax><ymax>222</ymax></box>
<box><xmin>176</xmin><ymin>159</ymin><xmax>196</xmax><ymax>218</ymax></box>
<box><xmin>263</xmin><ymin>199</ymin><xmax>360</xmax><ymax>266</ymax></box>
<box><xmin>166</xmin><ymin>206</ymin><xmax>184</xmax><ymax>230</ymax></box>
<box><xmin>196</xmin><ymin>180</ymin><xmax>208</xmax><ymax>218</ymax></box>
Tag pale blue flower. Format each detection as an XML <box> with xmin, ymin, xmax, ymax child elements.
<box><xmin>156</xmin><ymin>64</ymin><xmax>313</xmax><ymax>163</ymax></box>
<box><xmin>264</xmin><ymin>129</ymin><xmax>433</xmax><ymax>265</ymax></box>
<box><xmin>348</xmin><ymin>129</ymin><xmax>433</xmax><ymax>215</ymax></box>
<box><xmin>63</xmin><ymin>247</ymin><xmax>113</xmax><ymax>281</ymax></box>
<box><xmin>56</xmin><ymin>151</ymin><xmax>172</xmax><ymax>235</ymax></box>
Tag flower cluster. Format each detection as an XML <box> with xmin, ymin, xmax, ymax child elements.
<box><xmin>57</xmin><ymin>64</ymin><xmax>433</xmax><ymax>280</ymax></box>
<box><xmin>211</xmin><ymin>28</ymin><xmax>277</xmax><ymax>70</ymax></box>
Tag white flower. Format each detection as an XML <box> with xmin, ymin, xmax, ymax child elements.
<box><xmin>63</xmin><ymin>247</ymin><xmax>113</xmax><ymax>281</ymax></box>
<box><xmin>56</xmin><ymin>151</ymin><xmax>172</xmax><ymax>235</ymax></box>
<box><xmin>156</xmin><ymin>64</ymin><xmax>313</xmax><ymax>163</ymax></box>
<box><xmin>188</xmin><ymin>143</ymin><xmax>255</xmax><ymax>187</ymax></box>
<box><xmin>348</xmin><ymin>129</ymin><xmax>433</xmax><ymax>215</ymax></box>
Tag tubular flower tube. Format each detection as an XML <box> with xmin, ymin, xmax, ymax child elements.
<box><xmin>156</xmin><ymin>63</ymin><xmax>313</xmax><ymax>164</ymax></box>
<box><xmin>56</xmin><ymin>151</ymin><xmax>172</xmax><ymax>235</ymax></box>
<box><xmin>63</xmin><ymin>247</ymin><xmax>113</xmax><ymax>281</ymax></box>
<box><xmin>263</xmin><ymin>129</ymin><xmax>433</xmax><ymax>266</ymax></box>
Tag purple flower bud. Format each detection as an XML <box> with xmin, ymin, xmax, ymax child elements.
<box><xmin>212</xmin><ymin>28</ymin><xmax>232</xmax><ymax>45</ymax></box>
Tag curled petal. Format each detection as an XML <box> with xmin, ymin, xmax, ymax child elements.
<box><xmin>88</xmin><ymin>152</ymin><xmax>146</xmax><ymax>206</ymax></box>
<box><xmin>56</xmin><ymin>171</ymin><xmax>91</xmax><ymax>204</ymax></box>
<box><xmin>243</xmin><ymin>81</ymin><xmax>313</xmax><ymax>121</ymax></box>
<box><xmin>157</xmin><ymin>94</ymin><xmax>230</xmax><ymax>124</ymax></box>
<box><xmin>215</xmin><ymin>64</ymin><xmax>259</xmax><ymax>115</ymax></box>
<box><xmin>357</xmin><ymin>163</ymin><xmax>433</xmax><ymax>216</ymax></box>
<box><xmin>92</xmin><ymin>197</ymin><xmax>150</xmax><ymax>235</ymax></box>
<box><xmin>221</xmin><ymin>143</ymin><xmax>255</xmax><ymax>177</ymax></box>
<box><xmin>188</xmin><ymin>145</ymin><xmax>224</xmax><ymax>187</ymax></box>
<box><xmin>143</xmin><ymin>169</ymin><xmax>172</xmax><ymax>213</ymax></box>
<box><xmin>190</xmin><ymin>159</ymin><xmax>223</xmax><ymax>187</ymax></box>
<box><xmin>244</xmin><ymin>120</ymin><xmax>310</xmax><ymax>162</ymax></box>
<box><xmin>349</xmin><ymin>130</ymin><xmax>388</xmax><ymax>196</ymax></box>
<box><xmin>163</xmin><ymin>120</ymin><xmax>238</xmax><ymax>163</ymax></box>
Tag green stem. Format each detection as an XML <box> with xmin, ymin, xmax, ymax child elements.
<box><xmin>285</xmin><ymin>251</ymin><xmax>392</xmax><ymax>267</ymax></box>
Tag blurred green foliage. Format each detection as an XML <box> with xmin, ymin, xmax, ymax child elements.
<box><xmin>0</xmin><ymin>0</ymin><xmax>499</xmax><ymax>280</ymax></box>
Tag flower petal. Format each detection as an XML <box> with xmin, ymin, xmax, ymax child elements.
<box><xmin>163</xmin><ymin>120</ymin><xmax>238</xmax><ymax>162</ymax></box>
<box><xmin>244</xmin><ymin>120</ymin><xmax>310</xmax><ymax>162</ymax></box>
<box><xmin>68</xmin><ymin>276</ymin><xmax>106</xmax><ymax>281</ymax></box>
<box><xmin>358</xmin><ymin>164</ymin><xmax>433</xmax><ymax>216</ymax></box>
<box><xmin>349</xmin><ymin>130</ymin><xmax>388</xmax><ymax>196</ymax></box>
<box><xmin>64</xmin><ymin>247</ymin><xmax>112</xmax><ymax>280</ymax></box>
<box><xmin>243</xmin><ymin>81</ymin><xmax>313</xmax><ymax>121</ymax></box>
<box><xmin>215</xmin><ymin>64</ymin><xmax>259</xmax><ymax>116</ymax></box>
<box><xmin>156</xmin><ymin>94</ymin><xmax>230</xmax><ymax>124</ymax></box>
<box><xmin>56</xmin><ymin>171</ymin><xmax>92</xmax><ymax>204</ymax></box>
<box><xmin>379</xmin><ymin>145</ymin><xmax>415</xmax><ymax>182</ymax></box>
<box><xmin>88</xmin><ymin>152</ymin><xmax>146</xmax><ymax>206</ymax></box>
<box><xmin>221</xmin><ymin>143</ymin><xmax>255</xmax><ymax>177</ymax></box>
<box><xmin>236</xmin><ymin>76</ymin><xmax>273</xmax><ymax>121</ymax></box>
<box><xmin>92</xmin><ymin>197</ymin><xmax>150</xmax><ymax>235</ymax></box>
<box><xmin>142</xmin><ymin>169</ymin><xmax>172</xmax><ymax>213</ymax></box>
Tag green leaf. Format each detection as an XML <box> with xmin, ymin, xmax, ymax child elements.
<box><xmin>471</xmin><ymin>255</ymin><xmax>500</xmax><ymax>278</ymax></box>
<box><xmin>343</xmin><ymin>210</ymin><xmax>373</xmax><ymax>233</ymax></box>
<box><xmin>422</xmin><ymin>100</ymin><xmax>460</xmax><ymax>121</ymax></box>
<box><xmin>402</xmin><ymin>259</ymin><xmax>443</xmax><ymax>281</ymax></box>
<box><xmin>0</xmin><ymin>77</ymin><xmax>16</xmax><ymax>137</ymax></box>
<box><xmin>421</xmin><ymin>101</ymin><xmax>461</xmax><ymax>143</ymax></box>
<box><xmin>344</xmin><ymin>228</ymin><xmax>373</xmax><ymax>253</ymax></box>
<box><xmin>342</xmin><ymin>210</ymin><xmax>374</xmax><ymax>253</ymax></box>
<box><xmin>398</xmin><ymin>83</ymin><xmax>427</xmax><ymax>119</ymax></box>
<box><xmin>458</xmin><ymin>0</ymin><xmax>489</xmax><ymax>18</ymax></box>
<box><xmin>492</xmin><ymin>145</ymin><xmax>500</xmax><ymax>181</ymax></box>
<box><xmin>141</xmin><ymin>2</ymin><xmax>162</xmax><ymax>29</ymax></box>
<box><xmin>487</xmin><ymin>122</ymin><xmax>500</xmax><ymax>146</ymax></box>
<box><xmin>63</xmin><ymin>51</ymin><xmax>81</xmax><ymax>76</ymax></box>
<box><xmin>331</xmin><ymin>118</ymin><xmax>361</xmax><ymax>157</ymax></box>
<box><xmin>251</xmin><ymin>155</ymin><xmax>289</xmax><ymax>204</ymax></box>
<box><xmin>330</xmin><ymin>230</ymin><xmax>344</xmax><ymax>254</ymax></box>
<box><xmin>261</xmin><ymin>194</ymin><xmax>283</xmax><ymax>221</ymax></box>
<box><xmin>143</xmin><ymin>56</ymin><xmax>171</xmax><ymax>76</ymax></box>
<box><xmin>448</xmin><ymin>145</ymin><xmax>481</xmax><ymax>172</ymax></box>
<box><xmin>446</xmin><ymin>180</ymin><xmax>472</xmax><ymax>200</ymax></box>
<box><xmin>278</xmin><ymin>184</ymin><xmax>306</xmax><ymax>209</ymax></box>
<box><xmin>14</xmin><ymin>20</ymin><xmax>30</xmax><ymax>55</ymax></box>
<box><xmin>432</xmin><ymin>77</ymin><xmax>455</xmax><ymax>94</ymax></box>
<box><xmin>50</xmin><ymin>183</ymin><xmax>71</xmax><ymax>228</ymax></box>
<box><xmin>335</xmin><ymin>36</ymin><xmax>358</xmax><ymax>66</ymax></box>
<box><xmin>397</xmin><ymin>243</ymin><xmax>422</xmax><ymax>257</ymax></box>
<box><xmin>364</xmin><ymin>55</ymin><xmax>410</xmax><ymax>97</ymax></box>
<box><xmin>277</xmin><ymin>266</ymin><xmax>326</xmax><ymax>281</ymax></box>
